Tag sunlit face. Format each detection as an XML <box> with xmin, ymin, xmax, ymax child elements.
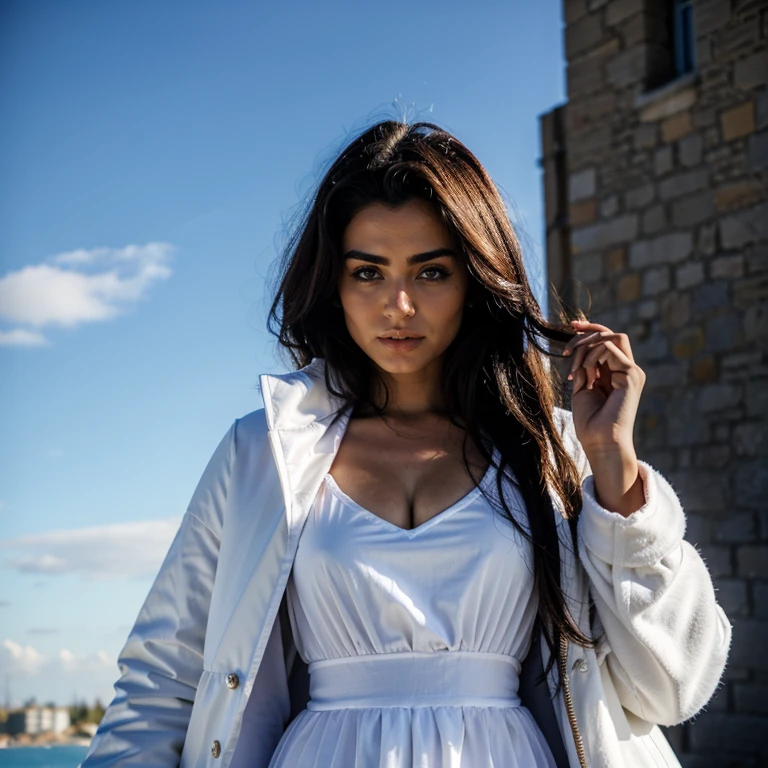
<box><xmin>338</xmin><ymin>198</ymin><xmax>470</xmax><ymax>378</ymax></box>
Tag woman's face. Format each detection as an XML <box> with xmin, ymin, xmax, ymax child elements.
<box><xmin>338</xmin><ymin>198</ymin><xmax>470</xmax><ymax>379</ymax></box>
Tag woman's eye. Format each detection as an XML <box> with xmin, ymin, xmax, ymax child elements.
<box><xmin>350</xmin><ymin>266</ymin><xmax>450</xmax><ymax>282</ymax></box>
<box><xmin>421</xmin><ymin>267</ymin><xmax>450</xmax><ymax>281</ymax></box>
<box><xmin>351</xmin><ymin>267</ymin><xmax>379</xmax><ymax>282</ymax></box>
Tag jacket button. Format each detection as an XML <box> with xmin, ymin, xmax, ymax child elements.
<box><xmin>211</xmin><ymin>740</ymin><xmax>221</xmax><ymax>758</ymax></box>
<box><xmin>226</xmin><ymin>672</ymin><xmax>240</xmax><ymax>690</ymax></box>
<box><xmin>573</xmin><ymin>658</ymin><xmax>588</xmax><ymax>673</ymax></box>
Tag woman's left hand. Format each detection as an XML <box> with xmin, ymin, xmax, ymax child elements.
<box><xmin>563</xmin><ymin>319</ymin><xmax>647</xmax><ymax>456</ymax></box>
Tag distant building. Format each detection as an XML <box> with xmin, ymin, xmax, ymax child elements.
<box><xmin>5</xmin><ymin>706</ymin><xmax>70</xmax><ymax>735</ymax></box>
<box><xmin>539</xmin><ymin>0</ymin><xmax>766</xmax><ymax>765</ymax></box>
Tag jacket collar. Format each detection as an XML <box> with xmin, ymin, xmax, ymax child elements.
<box><xmin>260</xmin><ymin>357</ymin><xmax>352</xmax><ymax>454</ymax></box>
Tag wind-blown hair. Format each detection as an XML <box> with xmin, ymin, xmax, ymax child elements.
<box><xmin>266</xmin><ymin>119</ymin><xmax>599</xmax><ymax>693</ymax></box>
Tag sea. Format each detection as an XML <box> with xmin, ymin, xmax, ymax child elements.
<box><xmin>0</xmin><ymin>746</ymin><xmax>89</xmax><ymax>768</ymax></box>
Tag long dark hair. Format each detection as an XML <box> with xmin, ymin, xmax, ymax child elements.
<box><xmin>266</xmin><ymin>118</ymin><xmax>599</xmax><ymax>693</ymax></box>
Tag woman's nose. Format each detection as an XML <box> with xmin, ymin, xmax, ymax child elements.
<box><xmin>385</xmin><ymin>288</ymin><xmax>415</xmax><ymax>317</ymax></box>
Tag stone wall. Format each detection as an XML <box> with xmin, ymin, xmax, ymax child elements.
<box><xmin>541</xmin><ymin>0</ymin><xmax>768</xmax><ymax>765</ymax></box>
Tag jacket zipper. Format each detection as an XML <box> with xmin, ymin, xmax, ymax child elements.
<box><xmin>558</xmin><ymin>635</ymin><xmax>588</xmax><ymax>768</ymax></box>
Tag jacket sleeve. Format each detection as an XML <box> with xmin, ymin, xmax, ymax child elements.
<box><xmin>559</xmin><ymin>409</ymin><xmax>733</xmax><ymax>726</ymax></box>
<box><xmin>80</xmin><ymin>420</ymin><xmax>237</xmax><ymax>768</ymax></box>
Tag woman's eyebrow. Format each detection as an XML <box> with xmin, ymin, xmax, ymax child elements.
<box><xmin>343</xmin><ymin>248</ymin><xmax>457</xmax><ymax>266</ymax></box>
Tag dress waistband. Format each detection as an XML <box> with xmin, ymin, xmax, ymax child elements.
<box><xmin>307</xmin><ymin>651</ymin><xmax>522</xmax><ymax>710</ymax></box>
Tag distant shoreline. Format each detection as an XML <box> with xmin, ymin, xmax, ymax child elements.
<box><xmin>0</xmin><ymin>738</ymin><xmax>92</xmax><ymax>749</ymax></box>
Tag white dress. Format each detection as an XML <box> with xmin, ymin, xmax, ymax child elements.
<box><xmin>267</xmin><ymin>448</ymin><xmax>558</xmax><ymax>768</ymax></box>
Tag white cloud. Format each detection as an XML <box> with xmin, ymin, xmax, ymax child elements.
<box><xmin>0</xmin><ymin>517</ymin><xmax>182</xmax><ymax>580</ymax></box>
<box><xmin>1</xmin><ymin>639</ymin><xmax>116</xmax><ymax>706</ymax></box>
<box><xmin>2</xmin><ymin>639</ymin><xmax>45</xmax><ymax>675</ymax></box>
<box><xmin>0</xmin><ymin>329</ymin><xmax>50</xmax><ymax>346</ymax></box>
<box><xmin>0</xmin><ymin>242</ymin><xmax>174</xmax><ymax>346</ymax></box>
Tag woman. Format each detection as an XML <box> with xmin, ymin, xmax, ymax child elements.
<box><xmin>80</xmin><ymin>120</ymin><xmax>731</xmax><ymax>768</ymax></box>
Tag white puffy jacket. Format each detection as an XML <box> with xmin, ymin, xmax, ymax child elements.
<box><xmin>80</xmin><ymin>357</ymin><xmax>732</xmax><ymax>768</ymax></box>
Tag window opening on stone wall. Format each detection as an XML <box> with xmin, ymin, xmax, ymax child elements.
<box><xmin>672</xmin><ymin>0</ymin><xmax>696</xmax><ymax>77</ymax></box>
<box><xmin>645</xmin><ymin>0</ymin><xmax>697</xmax><ymax>92</ymax></box>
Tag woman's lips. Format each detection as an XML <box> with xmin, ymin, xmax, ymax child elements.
<box><xmin>378</xmin><ymin>337</ymin><xmax>424</xmax><ymax>351</ymax></box>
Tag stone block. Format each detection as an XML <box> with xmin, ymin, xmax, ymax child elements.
<box><xmin>722</xmin><ymin>101</ymin><xmax>756</xmax><ymax>142</ymax></box>
<box><xmin>567</xmin><ymin>56</ymin><xmax>606</xmax><ymax>97</ymax></box>
<box><xmin>747</xmin><ymin>130</ymin><xmax>768</xmax><ymax>172</ymax></box>
<box><xmin>600</xmin><ymin>195</ymin><xmax>619</xmax><ymax>218</ymax></box>
<box><xmin>638</xmin><ymin>83</ymin><xmax>697</xmax><ymax>122</ymax></box>
<box><xmin>662</xmin><ymin>111</ymin><xmax>694</xmax><ymax>143</ymax></box>
<box><xmin>605</xmin><ymin>0</ymin><xmax>643</xmax><ymax>26</ymax></box>
<box><xmin>713</xmin><ymin>578</ymin><xmax>748</xmax><ymax>615</ymax></box>
<box><xmin>738</xmin><ymin>548</ymin><xmax>768</xmax><ymax>580</ymax></box>
<box><xmin>633</xmin><ymin>122</ymin><xmax>658</xmax><ymax>150</ymax></box>
<box><xmin>676</xmin><ymin>261</ymin><xmax>705</xmax><ymax>290</ymax></box>
<box><xmin>694</xmin><ymin>0</ymin><xmax>731</xmax><ymax>37</ymax></box>
<box><xmin>715</xmin><ymin>15</ymin><xmax>761</xmax><ymax>61</ymax></box>
<box><xmin>698</xmin><ymin>223</ymin><xmax>717</xmax><ymax>256</ymax></box>
<box><xmin>747</xmin><ymin>243</ymin><xmax>768</xmax><ymax>274</ymax></box>
<box><xmin>641</xmin><ymin>205</ymin><xmax>667</xmax><ymax>235</ymax></box>
<box><xmin>624</xmin><ymin>183</ymin><xmax>655</xmax><ymax>210</ymax></box>
<box><xmin>756</xmin><ymin>90</ymin><xmax>768</xmax><ymax>131</ymax></box>
<box><xmin>569</xmin><ymin>167</ymin><xmax>596</xmax><ymax>202</ymax></box>
<box><xmin>564</xmin><ymin>0</ymin><xmax>588</xmax><ymax>25</ymax></box>
<box><xmin>715</xmin><ymin>179</ymin><xmax>765</xmax><ymax>212</ymax></box>
<box><xmin>643</xmin><ymin>360</ymin><xmax>687</xmax><ymax>388</ymax></box>
<box><xmin>746</xmin><ymin>378</ymin><xmax>768</xmax><ymax>418</ymax></box>
<box><xmin>699</xmin><ymin>382</ymin><xmax>743</xmax><ymax>413</ymax></box>
<box><xmin>689</xmin><ymin>712</ymin><xmax>768</xmax><ymax>756</ymax></box>
<box><xmin>685</xmin><ymin>513</ymin><xmax>711</xmax><ymax>545</ymax></box>
<box><xmin>568</xmin><ymin>91</ymin><xmax>617</xmax><ymax>131</ymax></box>
<box><xmin>629</xmin><ymin>232</ymin><xmax>693</xmax><ymax>268</ymax></box>
<box><xmin>673</xmin><ymin>327</ymin><xmax>705</xmax><ymax>358</ymax></box>
<box><xmin>606</xmin><ymin>247</ymin><xmax>626</xmax><ymax>273</ymax></box>
<box><xmin>570</xmin><ymin>198</ymin><xmax>597</xmax><ymax>226</ymax></box>
<box><xmin>672</xmin><ymin>191</ymin><xmax>715</xmax><ymax>228</ymax></box>
<box><xmin>654</xmin><ymin>145</ymin><xmax>674</xmax><ymax>176</ymax></box>
<box><xmin>659</xmin><ymin>168</ymin><xmax>709</xmax><ymax>201</ymax></box>
<box><xmin>637</xmin><ymin>298</ymin><xmax>658</xmax><ymax>319</ymax></box>
<box><xmin>565</xmin><ymin>12</ymin><xmax>605</xmax><ymax>59</ymax></box>
<box><xmin>571</xmin><ymin>214</ymin><xmax>639</xmax><ymax>253</ymax></box>
<box><xmin>734</xmin><ymin>459</ymin><xmax>768</xmax><ymax>510</ymax></box>
<box><xmin>734</xmin><ymin>421</ymin><xmax>767</xmax><ymax>458</ymax></box>
<box><xmin>642</xmin><ymin>265</ymin><xmax>670</xmax><ymax>295</ymax></box>
<box><xmin>606</xmin><ymin>46</ymin><xmax>647</xmax><ymax>88</ymax></box>
<box><xmin>720</xmin><ymin>203</ymin><xmax>768</xmax><ymax>249</ymax></box>
<box><xmin>691</xmin><ymin>354</ymin><xmax>717</xmax><ymax>382</ymax></box>
<box><xmin>710</xmin><ymin>254</ymin><xmax>745</xmax><ymax>280</ymax></box>
<box><xmin>755</xmin><ymin>583</ymin><xmax>768</xmax><ymax>619</ymax></box>
<box><xmin>734</xmin><ymin>50</ymin><xmax>768</xmax><ymax>91</ymax></box>
<box><xmin>696</xmin><ymin>544</ymin><xmax>732</xmax><ymax>578</ymax></box>
<box><xmin>694</xmin><ymin>444</ymin><xmax>730</xmax><ymax>470</ymax></box>
<box><xmin>678</xmin><ymin>133</ymin><xmax>703</xmax><ymax>166</ymax></box>
<box><xmin>633</xmin><ymin>334</ymin><xmax>668</xmax><ymax>359</ymax></box>
<box><xmin>706</xmin><ymin>312</ymin><xmax>742</xmax><ymax>352</ymax></box>
<box><xmin>668</xmin><ymin>465</ymin><xmax>726</xmax><ymax>508</ymax></box>
<box><xmin>714</xmin><ymin>513</ymin><xmax>757</xmax><ymax>544</ymax></box>
<box><xmin>729</xmin><ymin>622</ymin><xmax>768</xmax><ymax>679</ymax></box>
<box><xmin>733</xmin><ymin>683</ymin><xmax>768</xmax><ymax>715</ymax></box>
<box><xmin>692</xmin><ymin>281</ymin><xmax>730</xmax><ymax>313</ymax></box>
<box><xmin>744</xmin><ymin>302</ymin><xmax>768</xmax><ymax>342</ymax></box>
<box><xmin>573</xmin><ymin>252</ymin><xmax>603</xmax><ymax>282</ymax></box>
<box><xmin>616</xmin><ymin>272</ymin><xmax>640</xmax><ymax>302</ymax></box>
<box><xmin>660</xmin><ymin>291</ymin><xmax>691</xmax><ymax>330</ymax></box>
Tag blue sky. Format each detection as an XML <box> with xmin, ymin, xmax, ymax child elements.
<box><xmin>0</xmin><ymin>0</ymin><xmax>566</xmax><ymax>706</ymax></box>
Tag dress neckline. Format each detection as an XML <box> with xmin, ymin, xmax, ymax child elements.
<box><xmin>323</xmin><ymin>450</ymin><xmax>497</xmax><ymax>538</ymax></box>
